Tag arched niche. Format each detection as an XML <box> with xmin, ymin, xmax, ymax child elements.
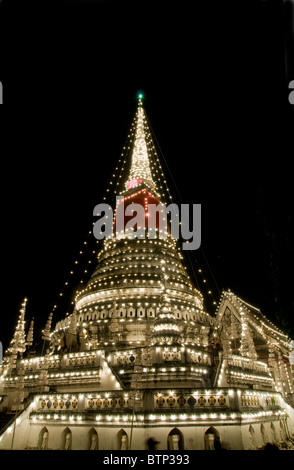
<box><xmin>167</xmin><ymin>428</ymin><xmax>184</xmax><ymax>450</ymax></box>
<box><xmin>116</xmin><ymin>429</ymin><xmax>128</xmax><ymax>450</ymax></box>
<box><xmin>38</xmin><ymin>426</ymin><xmax>49</xmax><ymax>450</ymax></box>
<box><xmin>88</xmin><ymin>428</ymin><xmax>99</xmax><ymax>450</ymax></box>
<box><xmin>204</xmin><ymin>426</ymin><xmax>221</xmax><ymax>450</ymax></box>
<box><xmin>260</xmin><ymin>423</ymin><xmax>269</xmax><ymax>445</ymax></box>
<box><xmin>249</xmin><ymin>425</ymin><xmax>258</xmax><ymax>449</ymax></box>
<box><xmin>270</xmin><ymin>422</ymin><xmax>279</xmax><ymax>444</ymax></box>
<box><xmin>61</xmin><ymin>427</ymin><xmax>72</xmax><ymax>450</ymax></box>
<box><xmin>279</xmin><ymin>420</ymin><xmax>287</xmax><ymax>441</ymax></box>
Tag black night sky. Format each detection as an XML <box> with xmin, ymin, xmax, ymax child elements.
<box><xmin>0</xmin><ymin>0</ymin><xmax>293</xmax><ymax>353</ymax></box>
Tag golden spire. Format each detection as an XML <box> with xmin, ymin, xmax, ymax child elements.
<box><xmin>126</xmin><ymin>96</ymin><xmax>156</xmax><ymax>188</ymax></box>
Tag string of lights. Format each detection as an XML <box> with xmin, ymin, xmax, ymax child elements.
<box><xmin>43</xmin><ymin>126</ymin><xmax>131</xmax><ymax>329</ymax></box>
<box><xmin>144</xmin><ymin>103</ymin><xmax>221</xmax><ymax>313</ymax></box>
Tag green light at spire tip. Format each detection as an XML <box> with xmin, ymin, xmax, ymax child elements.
<box><xmin>137</xmin><ymin>91</ymin><xmax>144</xmax><ymax>100</ymax></box>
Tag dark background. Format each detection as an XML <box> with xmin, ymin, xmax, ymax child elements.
<box><xmin>0</xmin><ymin>0</ymin><xmax>293</xmax><ymax>352</ymax></box>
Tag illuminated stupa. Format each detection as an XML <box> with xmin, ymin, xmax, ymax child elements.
<box><xmin>51</xmin><ymin>97</ymin><xmax>211</xmax><ymax>389</ymax></box>
<box><xmin>0</xmin><ymin>96</ymin><xmax>294</xmax><ymax>450</ymax></box>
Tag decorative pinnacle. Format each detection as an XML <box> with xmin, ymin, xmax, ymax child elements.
<box><xmin>137</xmin><ymin>91</ymin><xmax>144</xmax><ymax>101</ymax></box>
<box><xmin>126</xmin><ymin>97</ymin><xmax>155</xmax><ymax>186</ymax></box>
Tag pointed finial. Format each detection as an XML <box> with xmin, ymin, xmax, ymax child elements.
<box><xmin>137</xmin><ymin>91</ymin><xmax>144</xmax><ymax>104</ymax></box>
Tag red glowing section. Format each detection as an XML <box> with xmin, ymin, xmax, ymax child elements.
<box><xmin>113</xmin><ymin>189</ymin><xmax>166</xmax><ymax>234</ymax></box>
<box><xmin>126</xmin><ymin>179</ymin><xmax>143</xmax><ymax>190</ymax></box>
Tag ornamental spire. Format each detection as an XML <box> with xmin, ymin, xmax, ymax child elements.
<box><xmin>42</xmin><ymin>311</ymin><xmax>53</xmax><ymax>342</ymax></box>
<box><xmin>26</xmin><ymin>317</ymin><xmax>34</xmax><ymax>348</ymax></box>
<box><xmin>5</xmin><ymin>298</ymin><xmax>27</xmax><ymax>358</ymax></box>
<box><xmin>125</xmin><ymin>95</ymin><xmax>156</xmax><ymax>190</ymax></box>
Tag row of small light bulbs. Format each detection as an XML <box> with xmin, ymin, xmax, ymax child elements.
<box><xmin>95</xmin><ymin>249</ymin><xmax>186</xmax><ymax>270</ymax></box>
<box><xmin>227</xmin><ymin>292</ymin><xmax>289</xmax><ymax>341</ymax></box>
<box><xmin>89</xmin><ymin>240</ymin><xmax>199</xmax><ymax>282</ymax></box>
<box><xmin>89</xmin><ymin>266</ymin><xmax>192</xmax><ymax>290</ymax></box>
<box><xmin>228</xmin><ymin>356</ymin><xmax>268</xmax><ymax>372</ymax></box>
<box><xmin>78</xmin><ymin>301</ymin><xmax>204</xmax><ymax>314</ymax></box>
<box><xmin>87</xmin><ymin>269</ymin><xmax>192</xmax><ymax>293</ymax></box>
<box><xmin>30</xmin><ymin>409</ymin><xmax>286</xmax><ymax>425</ymax></box>
<box><xmin>76</xmin><ymin>251</ymin><xmax>202</xmax><ymax>299</ymax></box>
<box><xmin>37</xmin><ymin>388</ymin><xmax>281</xmax><ymax>401</ymax></box>
<box><xmin>3</xmin><ymin>369</ymin><xmax>97</xmax><ymax>381</ymax></box>
<box><xmin>76</xmin><ymin>289</ymin><xmax>203</xmax><ymax>314</ymax></box>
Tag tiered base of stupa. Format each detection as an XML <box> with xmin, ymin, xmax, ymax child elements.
<box><xmin>1</xmin><ymin>347</ymin><xmax>294</xmax><ymax>450</ymax></box>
